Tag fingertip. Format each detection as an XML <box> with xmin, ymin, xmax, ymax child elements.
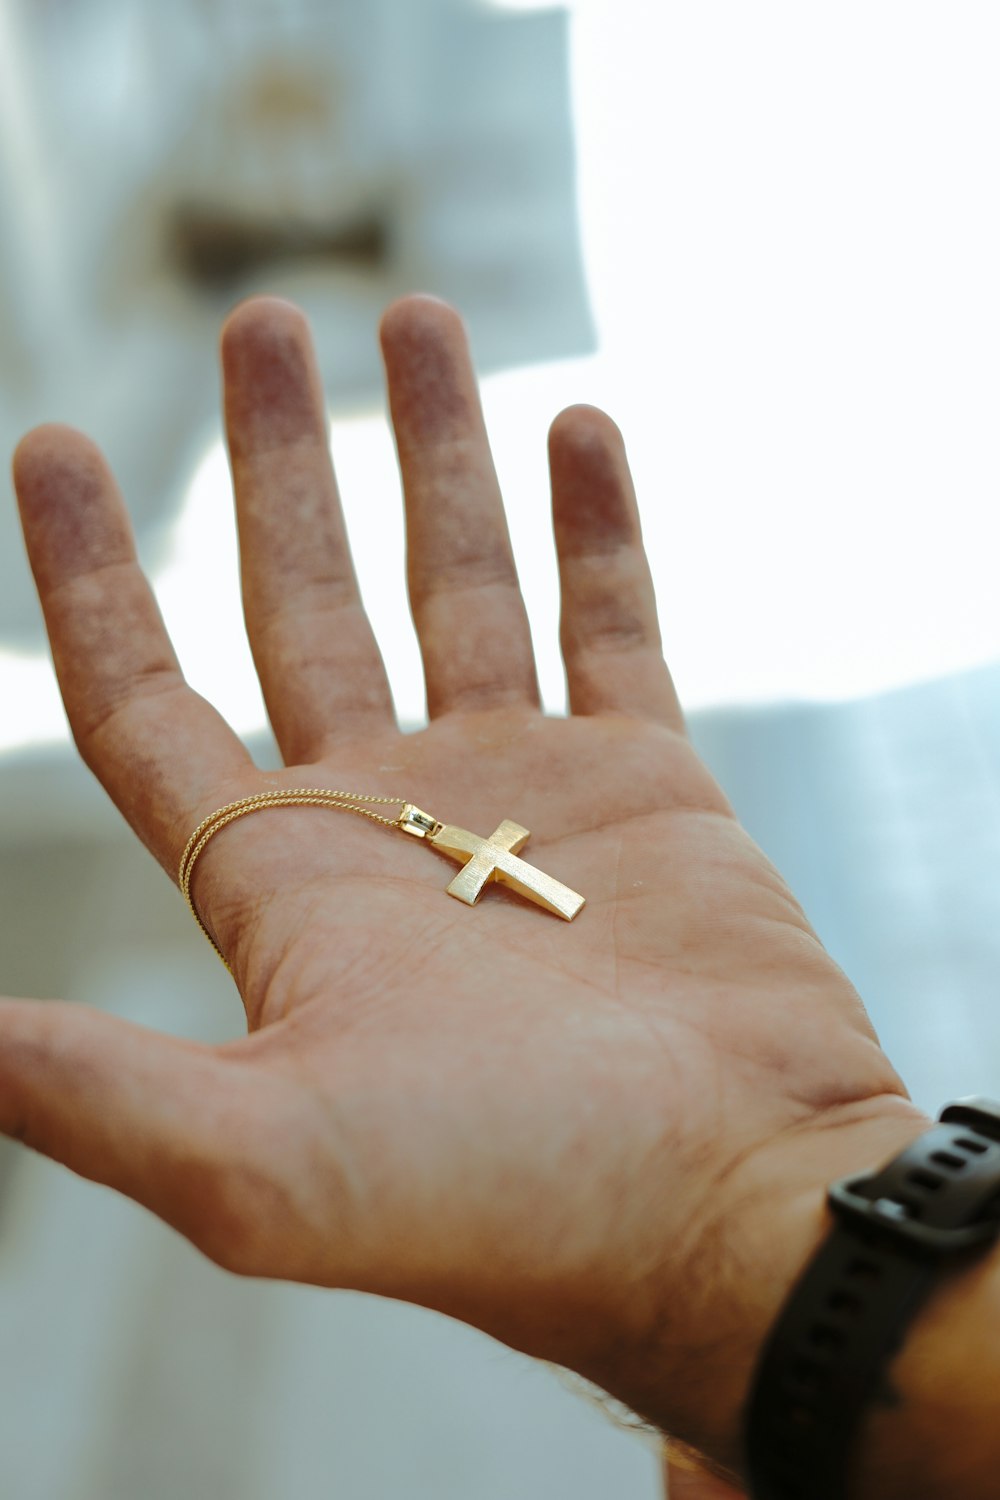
<box><xmin>378</xmin><ymin>293</ymin><xmax>467</xmax><ymax>356</ymax></box>
<box><xmin>221</xmin><ymin>296</ymin><xmax>327</xmax><ymax>455</ymax></box>
<box><xmin>378</xmin><ymin>294</ymin><xmax>482</xmax><ymax>451</ymax></box>
<box><xmin>12</xmin><ymin>426</ymin><xmax>115</xmax><ymax>540</ymax></box>
<box><xmin>12</xmin><ymin>423</ymin><xmax>105</xmax><ymax>494</ymax></box>
<box><xmin>549</xmin><ymin>405</ymin><xmax>639</xmax><ymax>555</ymax></box>
<box><xmin>220</xmin><ymin>295</ymin><xmax>313</xmax><ymax>371</ymax></box>
<box><xmin>548</xmin><ymin>403</ymin><xmax>625</xmax><ymax>456</ymax></box>
<box><xmin>548</xmin><ymin>407</ymin><xmax>633</xmax><ymax>524</ymax></box>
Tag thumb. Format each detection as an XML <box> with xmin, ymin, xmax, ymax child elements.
<box><xmin>0</xmin><ymin>996</ymin><xmax>261</xmax><ymax>1269</ymax></box>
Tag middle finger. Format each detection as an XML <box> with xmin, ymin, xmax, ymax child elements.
<box><xmin>380</xmin><ymin>296</ymin><xmax>540</xmax><ymax>720</ymax></box>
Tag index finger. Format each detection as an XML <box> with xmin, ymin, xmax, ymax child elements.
<box><xmin>12</xmin><ymin>424</ymin><xmax>254</xmax><ymax>874</ymax></box>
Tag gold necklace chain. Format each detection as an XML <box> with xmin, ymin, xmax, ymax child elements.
<box><xmin>178</xmin><ymin>785</ymin><xmax>585</xmax><ymax>971</ymax></box>
<box><xmin>178</xmin><ymin>787</ymin><xmax>437</xmax><ymax>967</ymax></box>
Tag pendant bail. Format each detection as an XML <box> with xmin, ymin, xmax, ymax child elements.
<box><xmin>398</xmin><ymin>804</ymin><xmax>442</xmax><ymax>838</ymax></box>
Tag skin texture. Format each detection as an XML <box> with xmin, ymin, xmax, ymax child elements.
<box><xmin>3</xmin><ymin>295</ymin><xmax>934</xmax><ymax>1492</ymax></box>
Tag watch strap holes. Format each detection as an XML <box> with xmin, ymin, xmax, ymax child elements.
<box><xmin>930</xmin><ymin>1149</ymin><xmax>967</xmax><ymax>1171</ymax></box>
<box><xmin>907</xmin><ymin>1167</ymin><xmax>944</xmax><ymax>1192</ymax></box>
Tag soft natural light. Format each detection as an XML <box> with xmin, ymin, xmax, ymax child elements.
<box><xmin>564</xmin><ymin>2</ymin><xmax>1000</xmax><ymax>712</ymax></box>
<box><xmin>6</xmin><ymin>4</ymin><xmax>1000</xmax><ymax>760</ymax></box>
<box><xmin>0</xmin><ymin>648</ymin><xmax>68</xmax><ymax>753</ymax></box>
<box><xmin>486</xmin><ymin>0</ymin><xmax>576</xmax><ymax>9</ymax></box>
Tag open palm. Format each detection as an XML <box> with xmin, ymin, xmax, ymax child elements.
<box><xmin>4</xmin><ymin>296</ymin><xmax>928</xmax><ymax>1482</ymax></box>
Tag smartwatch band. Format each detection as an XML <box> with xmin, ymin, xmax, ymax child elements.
<box><xmin>743</xmin><ymin>1096</ymin><xmax>1000</xmax><ymax>1500</ymax></box>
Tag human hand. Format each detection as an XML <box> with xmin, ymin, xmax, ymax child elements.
<box><xmin>662</xmin><ymin>1439</ymin><xmax>749</xmax><ymax>1499</ymax></box>
<box><xmin>4</xmin><ymin>295</ymin><xmax>930</xmax><ymax>1483</ymax></box>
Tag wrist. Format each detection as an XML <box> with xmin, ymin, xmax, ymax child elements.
<box><xmin>571</xmin><ymin>1096</ymin><xmax>935</xmax><ymax>1489</ymax></box>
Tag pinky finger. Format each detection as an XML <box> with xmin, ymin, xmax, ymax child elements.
<box><xmin>550</xmin><ymin>405</ymin><xmax>686</xmax><ymax>733</ymax></box>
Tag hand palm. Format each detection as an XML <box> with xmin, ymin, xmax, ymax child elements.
<box><xmin>186</xmin><ymin>704</ymin><xmax>899</xmax><ymax>1360</ymax></box>
<box><xmin>5</xmin><ymin>296</ymin><xmax>922</xmax><ymax>1482</ymax></box>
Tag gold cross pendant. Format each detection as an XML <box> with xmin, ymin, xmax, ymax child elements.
<box><xmin>400</xmin><ymin>806</ymin><xmax>585</xmax><ymax>921</ymax></box>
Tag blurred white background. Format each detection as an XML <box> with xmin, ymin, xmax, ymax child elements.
<box><xmin>5</xmin><ymin>1</ymin><xmax>1000</xmax><ymax>747</ymax></box>
<box><xmin>4</xmin><ymin>3</ymin><xmax>1000</xmax><ymax>1497</ymax></box>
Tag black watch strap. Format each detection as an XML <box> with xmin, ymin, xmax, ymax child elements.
<box><xmin>744</xmin><ymin>1097</ymin><xmax>1000</xmax><ymax>1500</ymax></box>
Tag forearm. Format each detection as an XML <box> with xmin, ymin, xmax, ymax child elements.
<box><xmin>577</xmin><ymin>1101</ymin><xmax>1000</xmax><ymax>1497</ymax></box>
